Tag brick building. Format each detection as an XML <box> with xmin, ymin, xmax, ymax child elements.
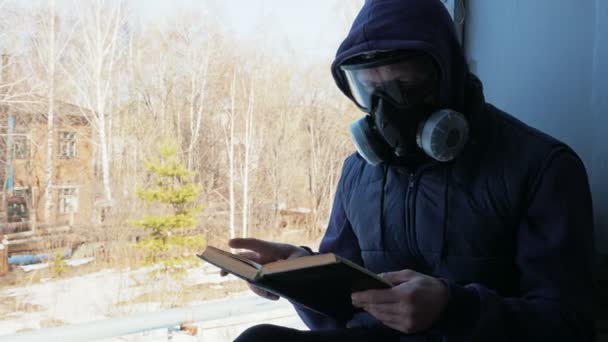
<box><xmin>0</xmin><ymin>96</ymin><xmax>96</xmax><ymax>227</ymax></box>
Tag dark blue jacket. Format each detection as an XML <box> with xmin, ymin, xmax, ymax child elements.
<box><xmin>295</xmin><ymin>0</ymin><xmax>596</xmax><ymax>341</ymax></box>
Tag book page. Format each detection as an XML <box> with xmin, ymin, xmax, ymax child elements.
<box><xmin>197</xmin><ymin>246</ymin><xmax>261</xmax><ymax>280</ymax></box>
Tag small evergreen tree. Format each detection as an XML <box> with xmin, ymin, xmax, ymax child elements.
<box><xmin>51</xmin><ymin>250</ymin><xmax>68</xmax><ymax>277</ymax></box>
<box><xmin>131</xmin><ymin>143</ymin><xmax>206</xmax><ymax>270</ymax></box>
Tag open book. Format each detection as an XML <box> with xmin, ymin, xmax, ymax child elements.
<box><xmin>197</xmin><ymin>246</ymin><xmax>391</xmax><ymax>320</ymax></box>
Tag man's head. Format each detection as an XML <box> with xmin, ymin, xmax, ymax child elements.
<box><xmin>334</xmin><ymin>0</ymin><xmax>472</xmax><ymax>165</ymax></box>
<box><xmin>332</xmin><ymin>0</ymin><xmax>468</xmax><ymax>112</ymax></box>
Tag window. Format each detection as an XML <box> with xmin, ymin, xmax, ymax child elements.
<box><xmin>12</xmin><ymin>135</ymin><xmax>29</xmax><ymax>160</ymax></box>
<box><xmin>59</xmin><ymin>131</ymin><xmax>77</xmax><ymax>159</ymax></box>
<box><xmin>441</xmin><ymin>0</ymin><xmax>465</xmax><ymax>44</ymax></box>
<box><xmin>58</xmin><ymin>187</ymin><xmax>79</xmax><ymax>214</ymax></box>
<box><xmin>13</xmin><ymin>187</ymin><xmax>31</xmax><ymax>199</ymax></box>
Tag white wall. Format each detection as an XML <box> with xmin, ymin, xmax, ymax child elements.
<box><xmin>464</xmin><ymin>0</ymin><xmax>608</xmax><ymax>253</ymax></box>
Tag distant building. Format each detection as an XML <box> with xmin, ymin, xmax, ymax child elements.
<box><xmin>0</xmin><ymin>95</ymin><xmax>96</xmax><ymax>227</ymax></box>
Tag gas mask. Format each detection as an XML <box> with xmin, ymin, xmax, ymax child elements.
<box><xmin>341</xmin><ymin>52</ymin><xmax>469</xmax><ymax>166</ymax></box>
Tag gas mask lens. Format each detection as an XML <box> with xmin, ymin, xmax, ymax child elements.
<box><xmin>340</xmin><ymin>53</ymin><xmax>439</xmax><ymax>111</ymax></box>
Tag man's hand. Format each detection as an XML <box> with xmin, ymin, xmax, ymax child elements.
<box><xmin>219</xmin><ymin>238</ymin><xmax>312</xmax><ymax>301</ymax></box>
<box><xmin>351</xmin><ymin>269</ymin><xmax>449</xmax><ymax>334</ymax></box>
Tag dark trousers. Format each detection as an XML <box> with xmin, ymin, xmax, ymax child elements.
<box><xmin>233</xmin><ymin>324</ymin><xmax>402</xmax><ymax>342</ymax></box>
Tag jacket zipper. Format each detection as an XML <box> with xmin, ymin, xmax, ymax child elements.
<box><xmin>405</xmin><ymin>164</ymin><xmax>437</xmax><ymax>270</ymax></box>
<box><xmin>405</xmin><ymin>172</ymin><xmax>420</xmax><ymax>269</ymax></box>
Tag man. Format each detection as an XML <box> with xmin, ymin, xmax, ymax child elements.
<box><xmin>230</xmin><ymin>0</ymin><xmax>596</xmax><ymax>340</ymax></box>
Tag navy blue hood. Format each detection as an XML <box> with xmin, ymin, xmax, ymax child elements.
<box><xmin>332</xmin><ymin>0</ymin><xmax>469</xmax><ymax>112</ymax></box>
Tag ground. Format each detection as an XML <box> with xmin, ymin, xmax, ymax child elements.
<box><xmin>0</xmin><ymin>263</ymin><xmax>307</xmax><ymax>341</ymax></box>
<box><xmin>0</xmin><ymin>229</ymin><xmax>319</xmax><ymax>341</ymax></box>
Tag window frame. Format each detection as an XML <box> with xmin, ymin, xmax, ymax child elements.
<box><xmin>12</xmin><ymin>134</ymin><xmax>30</xmax><ymax>160</ymax></box>
<box><xmin>441</xmin><ymin>0</ymin><xmax>465</xmax><ymax>45</ymax></box>
<box><xmin>59</xmin><ymin>131</ymin><xmax>78</xmax><ymax>159</ymax></box>
<box><xmin>57</xmin><ymin>186</ymin><xmax>79</xmax><ymax>215</ymax></box>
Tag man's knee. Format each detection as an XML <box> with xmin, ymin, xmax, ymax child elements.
<box><xmin>234</xmin><ymin>324</ymin><xmax>299</xmax><ymax>342</ymax></box>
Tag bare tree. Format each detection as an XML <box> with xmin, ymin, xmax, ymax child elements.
<box><xmin>221</xmin><ymin>70</ymin><xmax>238</xmax><ymax>243</ymax></box>
<box><xmin>0</xmin><ymin>0</ymin><xmax>359</xmax><ymax>244</ymax></box>
<box><xmin>42</xmin><ymin>0</ymin><xmax>56</xmax><ymax>224</ymax></box>
<box><xmin>29</xmin><ymin>0</ymin><xmax>77</xmax><ymax>223</ymax></box>
<box><xmin>167</xmin><ymin>14</ymin><xmax>212</xmax><ymax>172</ymax></box>
<box><xmin>64</xmin><ymin>0</ymin><xmax>127</xmax><ymax>206</ymax></box>
<box><xmin>0</xmin><ymin>3</ymin><xmax>45</xmax><ymax>105</ymax></box>
<box><xmin>186</xmin><ymin>54</ymin><xmax>209</xmax><ymax>171</ymax></box>
<box><xmin>241</xmin><ymin>78</ymin><xmax>255</xmax><ymax>238</ymax></box>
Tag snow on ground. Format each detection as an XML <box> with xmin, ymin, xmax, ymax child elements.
<box><xmin>96</xmin><ymin>295</ymin><xmax>306</xmax><ymax>342</ymax></box>
<box><xmin>0</xmin><ymin>263</ymin><xmax>305</xmax><ymax>340</ymax></box>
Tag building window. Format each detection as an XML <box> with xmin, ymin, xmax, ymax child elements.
<box><xmin>12</xmin><ymin>135</ymin><xmax>29</xmax><ymax>160</ymax></box>
<box><xmin>8</xmin><ymin>188</ymin><xmax>29</xmax><ymax>223</ymax></box>
<box><xmin>13</xmin><ymin>187</ymin><xmax>31</xmax><ymax>199</ymax></box>
<box><xmin>59</xmin><ymin>131</ymin><xmax>77</xmax><ymax>159</ymax></box>
<box><xmin>58</xmin><ymin>187</ymin><xmax>79</xmax><ymax>214</ymax></box>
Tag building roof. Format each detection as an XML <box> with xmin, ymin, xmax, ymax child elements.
<box><xmin>1</xmin><ymin>95</ymin><xmax>94</xmax><ymax>121</ymax></box>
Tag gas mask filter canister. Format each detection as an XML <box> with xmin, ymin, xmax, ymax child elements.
<box><xmin>349</xmin><ymin>108</ymin><xmax>469</xmax><ymax>165</ymax></box>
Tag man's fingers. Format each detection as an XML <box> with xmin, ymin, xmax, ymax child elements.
<box><xmin>229</xmin><ymin>238</ymin><xmax>278</xmax><ymax>257</ymax></box>
<box><xmin>379</xmin><ymin>319</ymin><xmax>409</xmax><ymax>333</ymax></box>
<box><xmin>236</xmin><ymin>251</ymin><xmax>261</xmax><ymax>262</ymax></box>
<box><xmin>249</xmin><ymin>284</ymin><xmax>280</xmax><ymax>300</ymax></box>
<box><xmin>363</xmin><ymin>305</ymin><xmax>400</xmax><ymax>323</ymax></box>
<box><xmin>362</xmin><ymin>306</ymin><xmax>411</xmax><ymax>333</ymax></box>
<box><xmin>360</xmin><ymin>303</ymin><xmax>402</xmax><ymax>316</ymax></box>
<box><xmin>352</xmin><ymin>289</ymin><xmax>397</xmax><ymax>305</ymax></box>
<box><xmin>381</xmin><ymin>269</ymin><xmax>418</xmax><ymax>285</ymax></box>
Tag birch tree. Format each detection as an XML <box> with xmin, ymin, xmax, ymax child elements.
<box><xmin>221</xmin><ymin>70</ymin><xmax>238</xmax><ymax>243</ymax></box>
<box><xmin>0</xmin><ymin>1</ymin><xmax>77</xmax><ymax>223</ymax></box>
<box><xmin>168</xmin><ymin>15</ymin><xmax>212</xmax><ymax>172</ymax></box>
<box><xmin>185</xmin><ymin>54</ymin><xmax>209</xmax><ymax>171</ymax></box>
<box><xmin>42</xmin><ymin>2</ymin><xmax>56</xmax><ymax>224</ymax></box>
<box><xmin>65</xmin><ymin>0</ymin><xmax>127</xmax><ymax>206</ymax></box>
<box><xmin>30</xmin><ymin>0</ymin><xmax>76</xmax><ymax>223</ymax></box>
<box><xmin>241</xmin><ymin>80</ymin><xmax>255</xmax><ymax>238</ymax></box>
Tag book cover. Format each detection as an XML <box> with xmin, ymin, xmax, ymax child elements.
<box><xmin>197</xmin><ymin>246</ymin><xmax>391</xmax><ymax>320</ymax></box>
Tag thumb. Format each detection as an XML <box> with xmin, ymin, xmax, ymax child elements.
<box><xmin>381</xmin><ymin>269</ymin><xmax>418</xmax><ymax>286</ymax></box>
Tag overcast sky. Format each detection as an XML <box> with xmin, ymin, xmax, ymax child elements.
<box><xmin>131</xmin><ymin>0</ymin><xmax>359</xmax><ymax>63</ymax></box>
<box><xmin>5</xmin><ymin>0</ymin><xmax>360</xmax><ymax>64</ymax></box>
